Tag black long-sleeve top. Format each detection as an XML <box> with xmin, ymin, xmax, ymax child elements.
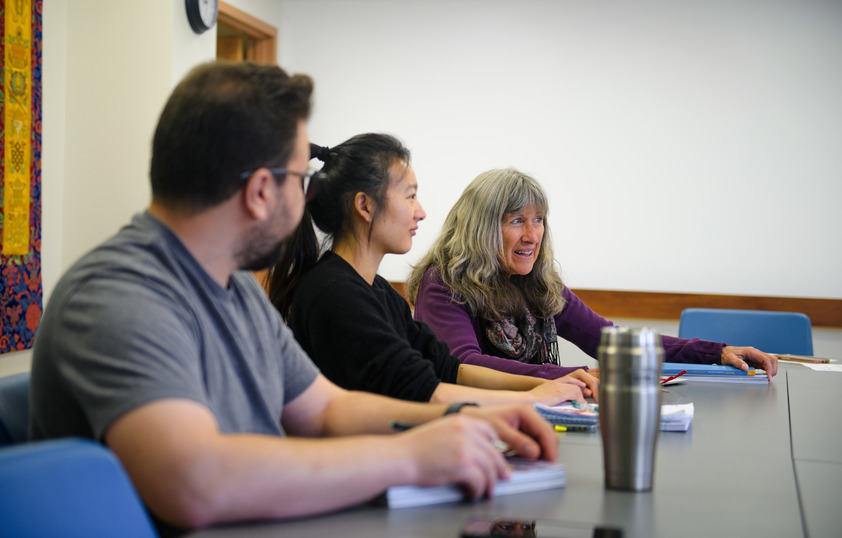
<box><xmin>286</xmin><ymin>252</ymin><xmax>461</xmax><ymax>402</ymax></box>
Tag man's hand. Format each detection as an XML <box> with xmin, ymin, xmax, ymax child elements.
<box><xmin>395</xmin><ymin>414</ymin><xmax>511</xmax><ymax>500</ymax></box>
<box><xmin>392</xmin><ymin>404</ymin><xmax>557</xmax><ymax>501</ymax></box>
<box><xmin>721</xmin><ymin>346</ymin><xmax>778</xmax><ymax>381</ymax></box>
<box><xmin>460</xmin><ymin>403</ymin><xmax>557</xmax><ymax>462</ymax></box>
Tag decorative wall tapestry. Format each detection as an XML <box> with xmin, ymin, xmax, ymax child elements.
<box><xmin>1</xmin><ymin>0</ymin><xmax>42</xmax><ymax>353</ymax></box>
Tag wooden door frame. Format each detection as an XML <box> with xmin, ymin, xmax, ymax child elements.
<box><xmin>218</xmin><ymin>2</ymin><xmax>278</xmax><ymax>64</ymax></box>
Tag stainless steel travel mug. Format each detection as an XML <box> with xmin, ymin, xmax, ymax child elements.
<box><xmin>598</xmin><ymin>326</ymin><xmax>663</xmax><ymax>491</ymax></box>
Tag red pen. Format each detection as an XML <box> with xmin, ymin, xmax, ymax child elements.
<box><xmin>661</xmin><ymin>370</ymin><xmax>687</xmax><ymax>384</ymax></box>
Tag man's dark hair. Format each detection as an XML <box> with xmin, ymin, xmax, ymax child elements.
<box><xmin>150</xmin><ymin>61</ymin><xmax>313</xmax><ymax>211</ymax></box>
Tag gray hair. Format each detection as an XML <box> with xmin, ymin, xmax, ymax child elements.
<box><xmin>407</xmin><ymin>168</ymin><xmax>565</xmax><ymax>319</ymax></box>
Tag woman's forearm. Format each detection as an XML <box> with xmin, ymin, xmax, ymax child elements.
<box><xmin>456</xmin><ymin>363</ymin><xmax>545</xmax><ymax>391</ymax></box>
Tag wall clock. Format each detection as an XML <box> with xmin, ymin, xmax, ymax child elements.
<box><xmin>186</xmin><ymin>0</ymin><xmax>218</xmax><ymax>34</ymax></box>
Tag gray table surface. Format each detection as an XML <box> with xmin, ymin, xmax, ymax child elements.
<box><xmin>188</xmin><ymin>364</ymin><xmax>840</xmax><ymax>538</ymax></box>
<box><xmin>788</xmin><ymin>369</ymin><xmax>842</xmax><ymax>537</ymax></box>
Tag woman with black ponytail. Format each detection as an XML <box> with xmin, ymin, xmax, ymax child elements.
<box><xmin>267</xmin><ymin>133</ymin><xmax>592</xmax><ymax>405</ymax></box>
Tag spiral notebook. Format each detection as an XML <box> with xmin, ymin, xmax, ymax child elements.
<box><xmin>535</xmin><ymin>402</ymin><xmax>695</xmax><ymax>432</ymax></box>
<box><xmin>534</xmin><ymin>402</ymin><xmax>599</xmax><ymax>427</ymax></box>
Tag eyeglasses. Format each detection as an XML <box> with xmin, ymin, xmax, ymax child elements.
<box><xmin>238</xmin><ymin>167</ymin><xmax>324</xmax><ymax>201</ymax></box>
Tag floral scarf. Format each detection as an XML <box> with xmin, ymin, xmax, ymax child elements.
<box><xmin>484</xmin><ymin>311</ymin><xmax>560</xmax><ymax>365</ymax></box>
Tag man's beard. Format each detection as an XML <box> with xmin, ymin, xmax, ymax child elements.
<box><xmin>235</xmin><ymin>218</ymin><xmax>287</xmax><ymax>272</ymax></box>
<box><xmin>239</xmin><ymin>239</ymin><xmax>285</xmax><ymax>272</ymax></box>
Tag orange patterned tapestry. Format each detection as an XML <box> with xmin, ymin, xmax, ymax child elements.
<box><xmin>3</xmin><ymin>0</ymin><xmax>31</xmax><ymax>254</ymax></box>
<box><xmin>1</xmin><ymin>0</ymin><xmax>42</xmax><ymax>352</ymax></box>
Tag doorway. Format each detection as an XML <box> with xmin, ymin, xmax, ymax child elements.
<box><xmin>216</xmin><ymin>2</ymin><xmax>277</xmax><ymax>64</ymax></box>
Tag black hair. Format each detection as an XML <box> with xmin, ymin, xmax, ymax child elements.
<box><xmin>266</xmin><ymin>133</ymin><xmax>410</xmax><ymax>317</ymax></box>
<box><xmin>150</xmin><ymin>61</ymin><xmax>313</xmax><ymax>211</ymax></box>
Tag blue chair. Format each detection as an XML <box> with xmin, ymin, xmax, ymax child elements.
<box><xmin>0</xmin><ymin>371</ymin><xmax>30</xmax><ymax>446</ymax></box>
<box><xmin>678</xmin><ymin>308</ymin><xmax>813</xmax><ymax>355</ymax></box>
<box><xmin>0</xmin><ymin>438</ymin><xmax>159</xmax><ymax>537</ymax></box>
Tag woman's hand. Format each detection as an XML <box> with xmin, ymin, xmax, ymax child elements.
<box><xmin>721</xmin><ymin>346</ymin><xmax>778</xmax><ymax>381</ymax></box>
<box><xmin>527</xmin><ymin>379</ymin><xmax>586</xmax><ymax>407</ymax></box>
<box><xmin>556</xmin><ymin>369</ymin><xmax>600</xmax><ymax>402</ymax></box>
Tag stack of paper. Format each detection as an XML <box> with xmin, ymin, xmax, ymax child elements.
<box><xmin>662</xmin><ymin>363</ymin><xmax>769</xmax><ymax>384</ymax></box>
<box><xmin>536</xmin><ymin>401</ymin><xmax>695</xmax><ymax>432</ymax></box>
<box><xmin>379</xmin><ymin>457</ymin><xmax>565</xmax><ymax>508</ymax></box>
<box><xmin>660</xmin><ymin>403</ymin><xmax>694</xmax><ymax>431</ymax></box>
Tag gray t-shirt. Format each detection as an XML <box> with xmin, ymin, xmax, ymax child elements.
<box><xmin>30</xmin><ymin>211</ymin><xmax>320</xmax><ymax>441</ymax></box>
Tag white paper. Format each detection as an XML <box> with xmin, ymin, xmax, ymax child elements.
<box><xmin>801</xmin><ymin>363</ymin><xmax>842</xmax><ymax>372</ymax></box>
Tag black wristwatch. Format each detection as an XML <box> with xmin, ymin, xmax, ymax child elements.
<box><xmin>444</xmin><ymin>402</ymin><xmax>479</xmax><ymax>415</ymax></box>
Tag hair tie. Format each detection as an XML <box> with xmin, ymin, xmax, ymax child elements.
<box><xmin>309</xmin><ymin>143</ymin><xmax>331</xmax><ymax>162</ymax></box>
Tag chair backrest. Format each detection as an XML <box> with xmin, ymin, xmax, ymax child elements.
<box><xmin>0</xmin><ymin>371</ymin><xmax>30</xmax><ymax>446</ymax></box>
<box><xmin>0</xmin><ymin>438</ymin><xmax>159</xmax><ymax>537</ymax></box>
<box><xmin>678</xmin><ymin>308</ymin><xmax>813</xmax><ymax>355</ymax></box>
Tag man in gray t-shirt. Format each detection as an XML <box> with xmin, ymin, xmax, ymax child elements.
<box><xmin>29</xmin><ymin>62</ymin><xmax>557</xmax><ymax>533</ymax></box>
<box><xmin>30</xmin><ymin>210</ymin><xmax>318</xmax><ymax>443</ymax></box>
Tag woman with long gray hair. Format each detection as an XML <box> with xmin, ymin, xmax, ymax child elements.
<box><xmin>407</xmin><ymin>168</ymin><xmax>778</xmax><ymax>385</ymax></box>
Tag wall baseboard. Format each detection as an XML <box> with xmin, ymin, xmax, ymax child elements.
<box><xmin>390</xmin><ymin>282</ymin><xmax>842</xmax><ymax>328</ymax></box>
<box><xmin>570</xmin><ymin>289</ymin><xmax>842</xmax><ymax>328</ymax></box>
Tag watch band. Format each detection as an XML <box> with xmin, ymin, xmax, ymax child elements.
<box><xmin>444</xmin><ymin>402</ymin><xmax>479</xmax><ymax>415</ymax></box>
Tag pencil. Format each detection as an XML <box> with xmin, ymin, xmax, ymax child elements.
<box><xmin>554</xmin><ymin>424</ymin><xmax>596</xmax><ymax>433</ymax></box>
<box><xmin>776</xmin><ymin>354</ymin><xmax>830</xmax><ymax>364</ymax></box>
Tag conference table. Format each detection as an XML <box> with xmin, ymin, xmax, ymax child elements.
<box><xmin>187</xmin><ymin>363</ymin><xmax>841</xmax><ymax>538</ymax></box>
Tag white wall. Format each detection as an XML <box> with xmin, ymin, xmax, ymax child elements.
<box><xmin>279</xmin><ymin>0</ymin><xmax>842</xmax><ymax>299</ymax></box>
<box><xmin>60</xmin><ymin>1</ymin><xmax>201</xmax><ymax>276</ymax></box>
<box><xmin>40</xmin><ymin>0</ymin><xmax>68</xmax><ymax>317</ymax></box>
<box><xmin>55</xmin><ymin>0</ymin><xmax>288</xmax><ymax>275</ymax></box>
<box><xmin>5</xmin><ymin>0</ymin><xmax>842</xmax><ymax>376</ymax></box>
<box><xmin>45</xmin><ymin>0</ymin><xmax>279</xmax><ymax>298</ymax></box>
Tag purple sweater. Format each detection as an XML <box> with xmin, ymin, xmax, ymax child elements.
<box><xmin>413</xmin><ymin>268</ymin><xmax>726</xmax><ymax>380</ymax></box>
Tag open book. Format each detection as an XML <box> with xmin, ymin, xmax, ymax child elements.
<box><xmin>377</xmin><ymin>458</ymin><xmax>565</xmax><ymax>509</ymax></box>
